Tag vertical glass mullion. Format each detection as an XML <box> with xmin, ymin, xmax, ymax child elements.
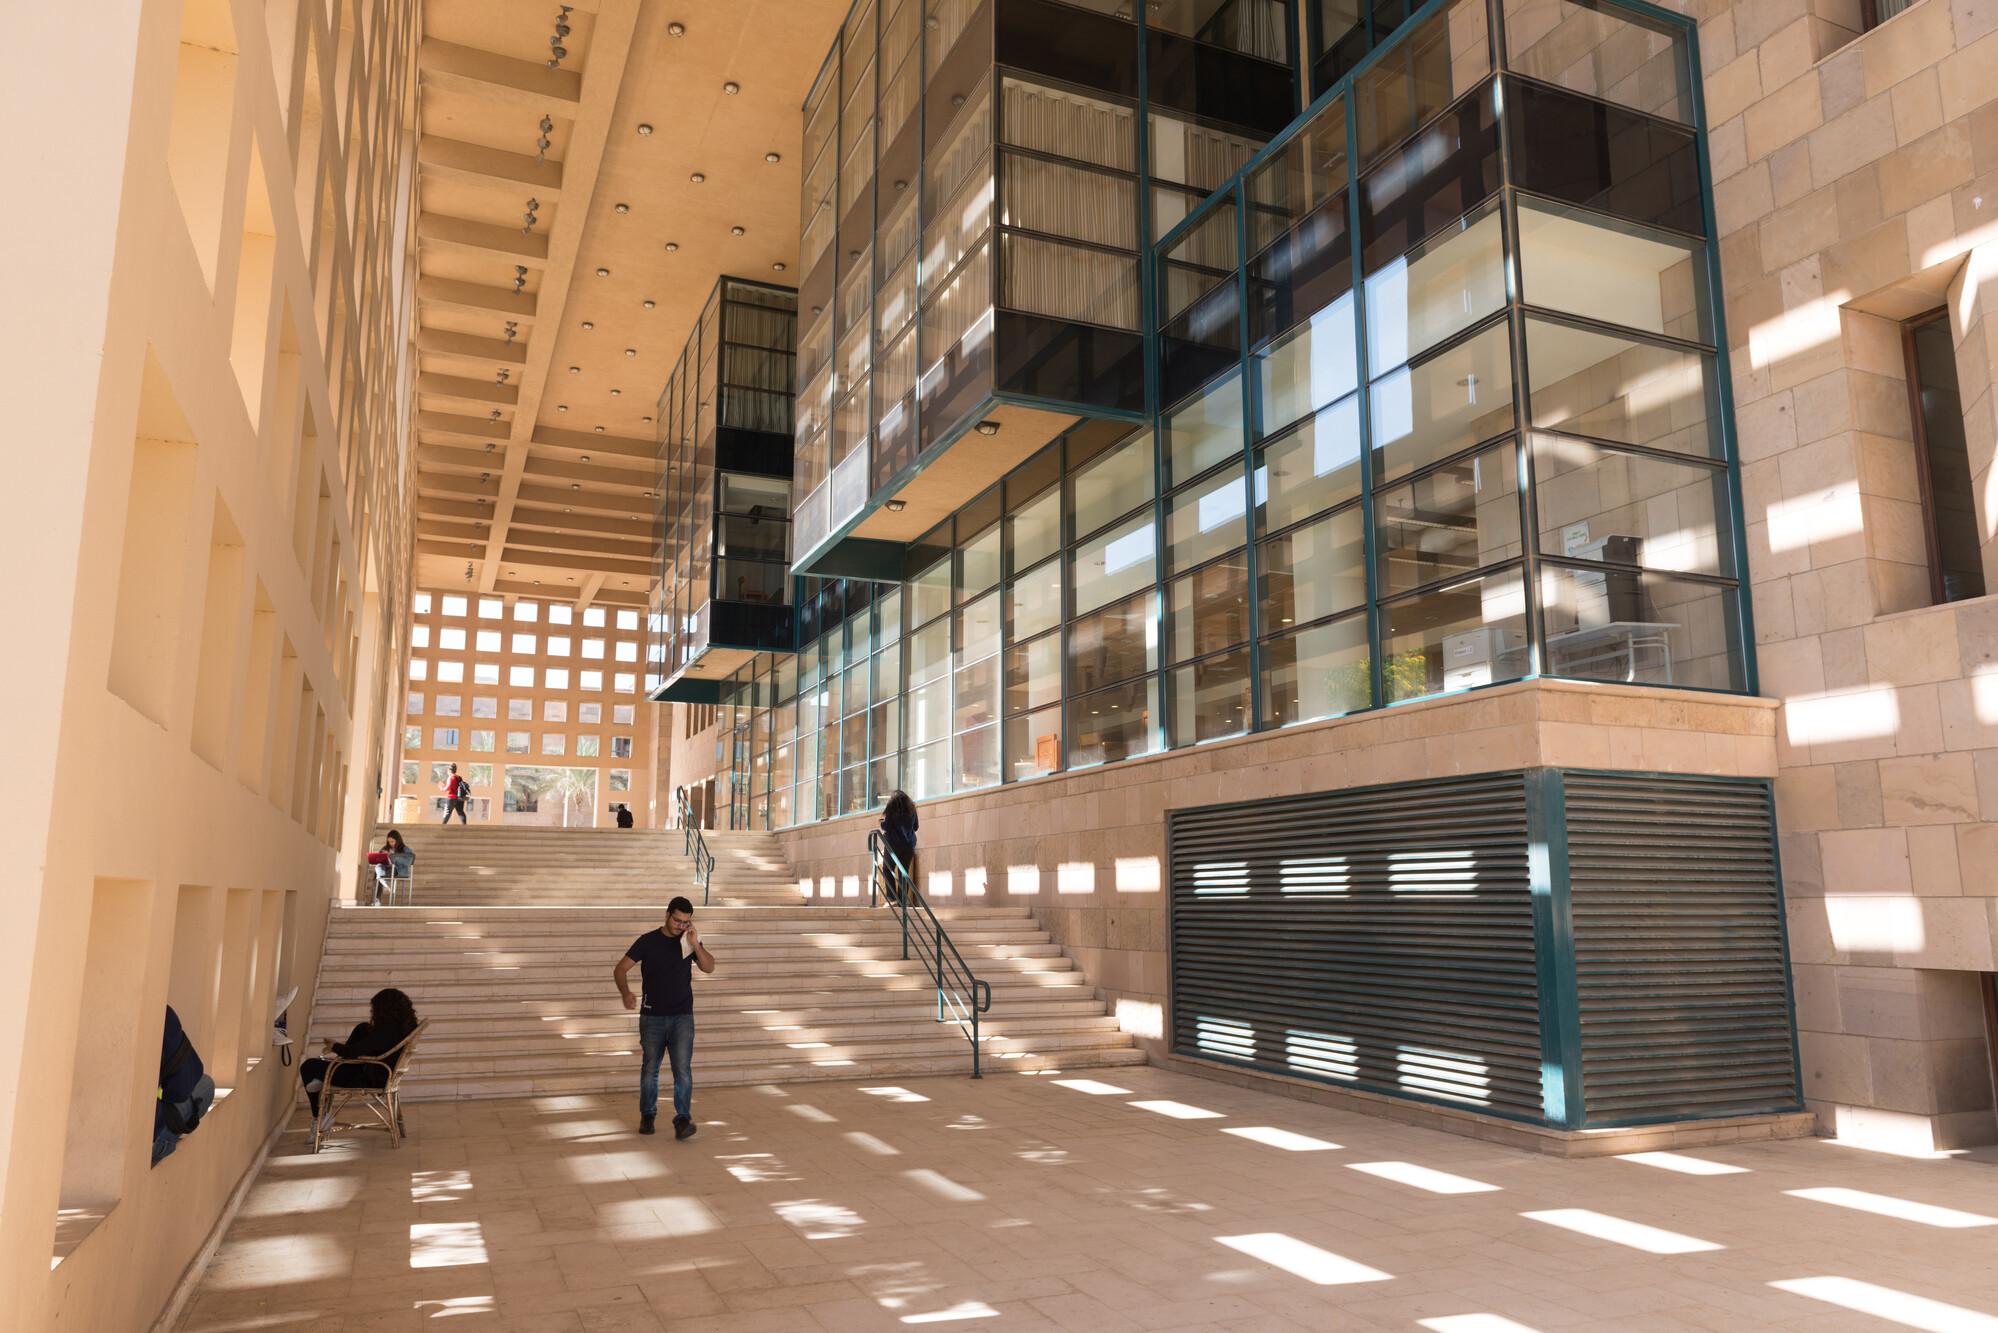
<box><xmin>1137</xmin><ymin>3</ymin><xmax>1156</xmax><ymax>422</ymax></box>
<box><xmin>1490</xmin><ymin>34</ymin><xmax>1544</xmax><ymax>680</ymax></box>
<box><xmin>1344</xmin><ymin>95</ymin><xmax>1383</xmax><ymax>711</ymax></box>
<box><xmin>1235</xmin><ymin>181</ymin><xmax>1263</xmax><ymax>732</ymax></box>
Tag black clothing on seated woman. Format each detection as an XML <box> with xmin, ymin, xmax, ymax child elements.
<box><xmin>299</xmin><ymin>1018</ymin><xmax>415</xmax><ymax>1114</ymax></box>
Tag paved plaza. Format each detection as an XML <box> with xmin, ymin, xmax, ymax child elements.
<box><xmin>178</xmin><ymin>1065</ymin><xmax>1998</xmax><ymax>1332</ymax></box>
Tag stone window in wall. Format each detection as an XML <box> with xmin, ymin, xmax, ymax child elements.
<box><xmin>610</xmin><ymin>769</ymin><xmax>632</xmax><ymax>791</ymax></box>
<box><xmin>615</xmin><ymin>673</ymin><xmax>637</xmax><ymax>693</ymax></box>
<box><xmin>475</xmin><ymin>664</ymin><xmax>500</xmax><ymax>685</ymax></box>
<box><xmin>434</xmin><ymin>695</ymin><xmax>461</xmax><ymax>718</ymax></box>
<box><xmin>438</xmin><ymin>662</ymin><xmax>465</xmax><ymax>683</ymax></box>
<box><xmin>548</xmin><ymin>604</ymin><xmax>573</xmax><ymax>625</ymax></box>
<box><xmin>1904</xmin><ymin>310</ymin><xmax>1986</xmax><ymax>605</ymax></box>
<box><xmin>476</xmin><ymin>630</ymin><xmax>501</xmax><ymax>653</ymax></box>
<box><xmin>547</xmin><ymin>636</ymin><xmax>571</xmax><ymax>657</ymax></box>
<box><xmin>544</xmin><ymin>701</ymin><xmax>568</xmax><ymax>723</ymax></box>
<box><xmin>433</xmin><ymin>728</ymin><xmax>459</xmax><ymax>750</ymax></box>
<box><xmin>414</xmin><ymin>593</ymin><xmax>433</xmax><ymax>613</ymax></box>
<box><xmin>614</xmin><ymin>705</ymin><xmax>635</xmax><ymax>725</ymax></box>
<box><xmin>617</xmin><ymin>610</ymin><xmax>640</xmax><ymax>630</ymax></box>
<box><xmin>542</xmin><ymin>734</ymin><xmax>566</xmax><ymax>755</ymax></box>
<box><xmin>410</xmin><ymin>659</ymin><xmax>428</xmax><ymax>680</ymax></box>
<box><xmin>442</xmin><ymin>595</ymin><xmax>468</xmax><ymax>617</ymax></box>
<box><xmin>582</xmin><ymin>639</ymin><xmax>606</xmax><ymax>660</ymax></box>
<box><xmin>509</xmin><ymin>666</ymin><xmax>534</xmax><ymax>687</ymax></box>
<box><xmin>577</xmin><ymin>735</ymin><xmax>601</xmax><ymax>757</ymax></box>
<box><xmin>479</xmin><ymin>598</ymin><xmax>504</xmax><ymax>619</ymax></box>
<box><xmin>402</xmin><ymin>726</ymin><xmax>421</xmax><ymax>750</ymax></box>
<box><xmin>471</xmin><ymin>731</ymin><xmax>495</xmax><ymax>752</ymax></box>
<box><xmin>514</xmin><ymin>602</ymin><xmax>539</xmax><ymax>622</ymax></box>
<box><xmin>440</xmin><ymin>627</ymin><xmax>467</xmax><ymax>650</ymax></box>
<box><xmin>546</xmin><ymin>668</ymin><xmax>571</xmax><ymax>689</ymax></box>
<box><xmin>581</xmin><ymin>670</ymin><xmax>604</xmax><ymax>690</ymax></box>
<box><xmin>401</xmin><ymin>760</ymin><xmax>419</xmax><ymax>784</ymax></box>
<box><xmin>473</xmin><ymin>697</ymin><xmax>498</xmax><ymax>718</ymax></box>
<box><xmin>506</xmin><ymin>732</ymin><xmax>530</xmax><ymax>754</ymax></box>
<box><xmin>580</xmin><ymin>703</ymin><xmax>602</xmax><ymax>724</ymax></box>
<box><xmin>407</xmin><ymin>692</ymin><xmax>424</xmax><ymax>715</ymax></box>
<box><xmin>411</xmin><ymin>625</ymin><xmax>430</xmax><ymax>648</ymax></box>
<box><xmin>612</xmin><ymin>736</ymin><xmax>633</xmax><ymax>759</ymax></box>
<box><xmin>584</xmin><ymin>608</ymin><xmax>607</xmax><ymax>627</ymax></box>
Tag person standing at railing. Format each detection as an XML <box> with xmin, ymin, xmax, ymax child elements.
<box><xmin>613</xmin><ymin>895</ymin><xmax>715</xmax><ymax>1140</ymax></box>
<box><xmin>878</xmin><ymin>790</ymin><xmax>918</xmax><ymax>905</ymax></box>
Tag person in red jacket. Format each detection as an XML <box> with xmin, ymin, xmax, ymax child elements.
<box><xmin>440</xmin><ymin>764</ymin><xmax>470</xmax><ymax>825</ymax></box>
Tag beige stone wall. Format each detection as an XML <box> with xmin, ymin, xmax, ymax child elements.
<box><xmin>0</xmin><ymin>1</ymin><xmax>419</xmax><ymax>1328</ymax></box>
<box><xmin>1701</xmin><ymin>0</ymin><xmax>1998</xmax><ymax>1149</ymax></box>
<box><xmin>779</xmin><ymin>679</ymin><xmax>1777</xmax><ymax>1059</ymax></box>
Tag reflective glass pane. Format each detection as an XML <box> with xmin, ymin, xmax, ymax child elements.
<box><xmin>1503</xmin><ymin>0</ymin><xmax>1691</xmax><ymax>123</ymax></box>
<box><xmin>1363</xmin><ymin>201</ymin><xmax>1504</xmax><ymax>368</ymax></box>
<box><xmin>1370</xmin><ymin>319</ymin><xmax>1515</xmax><ymax>482</ymax></box>
<box><xmin>1260</xmin><ymin>506</ymin><xmax>1367</xmax><ymax>629</ymax></box>
<box><xmin>1072</xmin><ymin>511</ymin><xmax>1157</xmax><ymax>617</ymax></box>
<box><xmin>1072</xmin><ymin>429</ymin><xmax>1154</xmax><ymax>538</ymax></box>
<box><xmin>1540</xmin><ymin>565</ymin><xmax>1742</xmax><ymax>691</ymax></box>
<box><xmin>908</xmin><ymin>738</ymin><xmax>951</xmax><ymax>798</ymax></box>
<box><xmin>1009</xmin><ymin>484</ymin><xmax>1061</xmax><ymax>572</ymax></box>
<box><xmin>1070</xmin><ymin>590</ymin><xmax>1159</xmax><ymax>694</ymax></box>
<box><xmin>1171</xmin><ymin>650</ymin><xmax>1253</xmax><ymax>746</ymax></box>
<box><xmin>1168</xmin><ymin>554</ymin><xmax>1251</xmax><ymax>665</ymax></box>
<box><xmin>958</xmin><ymin>589</ymin><xmax>1001</xmax><ymax>663</ymax></box>
<box><xmin>909</xmin><ymin>617</ymin><xmax>952</xmax><ymax>686</ymax></box>
<box><xmin>1010</xmin><ymin>556</ymin><xmax>1062</xmax><ymax>640</ymax></box>
<box><xmin>1005</xmin><ymin>704</ymin><xmax>1062</xmax><ymax>780</ymax></box>
<box><xmin>1164</xmin><ymin>370</ymin><xmax>1245</xmax><ymax>486</ymax></box>
<box><xmin>1381</xmin><ymin>567</ymin><xmax>1528</xmax><ymax>700</ymax></box>
<box><xmin>1505</xmin><ymin>81</ymin><xmax>1700</xmax><ymax>235</ymax></box>
<box><xmin>910</xmin><ymin>556</ymin><xmax>952</xmax><ymax>624</ymax></box>
<box><xmin>1256</xmin><ymin>394</ymin><xmax>1363</xmax><ymax>532</ymax></box>
<box><xmin>954</xmin><ymin>654</ymin><xmax>1000</xmax><ymax>732</ymax></box>
<box><xmin>1258</xmin><ymin>292</ymin><xmax>1357</xmax><ymax>438</ymax></box>
<box><xmin>1263</xmin><ymin>614</ymin><xmax>1372</xmax><ymax>724</ymax></box>
<box><xmin>960</xmin><ymin>522</ymin><xmax>1001</xmax><ymax>597</ymax></box>
<box><xmin>956</xmin><ymin>725</ymin><xmax>1001</xmax><ymax>790</ymax></box>
<box><xmin>1067</xmin><ymin>677</ymin><xmax>1159</xmax><ymax>767</ymax></box>
<box><xmin>1168</xmin><ymin>471</ymin><xmax>1249</xmax><ymax>573</ymax></box>
<box><xmin>1375</xmin><ymin>439</ymin><xmax>1522</xmax><ymax>595</ymax></box>
<box><xmin>1525</xmin><ymin>317</ymin><xmax>1718</xmax><ymax>458</ymax></box>
<box><xmin>908</xmin><ymin>678</ymin><xmax>951</xmax><ymax>746</ymax></box>
<box><xmin>1354</xmin><ymin>0</ymin><xmax>1491</xmax><ymax>163</ymax></box>
<box><xmin>1532</xmin><ymin>435</ymin><xmax>1730</xmax><ymax>577</ymax></box>
<box><xmin>1516</xmin><ymin>199</ymin><xmax>1710</xmax><ymax>344</ymax></box>
<box><xmin>1005</xmin><ymin>633</ymin><xmax>1062</xmax><ymax>715</ymax></box>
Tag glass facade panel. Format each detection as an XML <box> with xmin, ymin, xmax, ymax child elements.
<box><xmin>1524</xmin><ymin>317</ymin><xmax>1718</xmax><ymax>458</ymax></box>
<box><xmin>714</xmin><ymin>0</ymin><xmax>1748</xmax><ymax>831</ymax></box>
<box><xmin>1375</xmin><ymin>439</ymin><xmax>1522</xmax><ymax>595</ymax></box>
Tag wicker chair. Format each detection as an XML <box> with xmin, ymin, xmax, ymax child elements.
<box><xmin>310</xmin><ymin>1018</ymin><xmax>429</xmax><ymax>1153</ymax></box>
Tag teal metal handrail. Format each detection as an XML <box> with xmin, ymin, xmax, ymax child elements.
<box><xmin>869</xmin><ymin>830</ymin><xmax>993</xmax><ymax>1078</ymax></box>
<box><xmin>675</xmin><ymin>786</ymin><xmax>716</xmax><ymax>905</ymax></box>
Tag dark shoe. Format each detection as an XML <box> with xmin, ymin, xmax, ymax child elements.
<box><xmin>639</xmin><ymin>1114</ymin><xmax>656</xmax><ymax>1135</ymax></box>
<box><xmin>674</xmin><ymin>1116</ymin><xmax>695</xmax><ymax>1141</ymax></box>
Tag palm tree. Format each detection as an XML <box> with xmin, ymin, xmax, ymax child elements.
<box><xmin>548</xmin><ymin>767</ymin><xmax>597</xmax><ymax>827</ymax></box>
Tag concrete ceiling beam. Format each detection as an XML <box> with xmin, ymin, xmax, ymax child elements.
<box><xmin>417</xmin><ymin>40</ymin><xmax>583</xmax><ymax>112</ymax></box>
<box><xmin>417</xmin><ymin>276</ymin><xmax>539</xmax><ymax>321</ymax></box>
<box><xmin>417</xmin><ymin>372</ymin><xmax>521</xmax><ymax>407</ymax></box>
<box><xmin>416</xmin><ymin>213</ymin><xmax>551</xmax><ymax>264</ymax></box>
<box><xmin>416</xmin><ymin>327</ymin><xmax>529</xmax><ymax>366</ymax></box>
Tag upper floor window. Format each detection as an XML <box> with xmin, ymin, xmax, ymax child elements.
<box><xmin>1905</xmin><ymin>310</ymin><xmax>1985</xmax><ymax>604</ymax></box>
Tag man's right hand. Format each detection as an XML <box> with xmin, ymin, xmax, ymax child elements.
<box><xmin>621</xmin><ymin>992</ymin><xmax>638</xmax><ymax>1011</ymax></box>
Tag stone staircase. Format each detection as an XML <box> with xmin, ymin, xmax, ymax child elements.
<box><xmin>308</xmin><ymin>905</ymin><xmax>1145</xmax><ymax>1099</ymax></box>
<box><xmin>372</xmin><ymin>824</ymin><xmax>799</xmax><ymax>906</ymax></box>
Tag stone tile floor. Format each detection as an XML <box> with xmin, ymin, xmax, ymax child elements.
<box><xmin>180</xmin><ymin>1065</ymin><xmax>1998</xmax><ymax>1332</ymax></box>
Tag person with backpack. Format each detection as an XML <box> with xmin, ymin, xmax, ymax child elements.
<box><xmin>440</xmin><ymin>764</ymin><xmax>470</xmax><ymax>824</ymax></box>
<box><xmin>154</xmin><ymin>1006</ymin><xmax>216</xmax><ymax>1165</ymax></box>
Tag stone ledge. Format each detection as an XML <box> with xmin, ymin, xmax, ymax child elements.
<box><xmin>1158</xmin><ymin>1053</ymin><xmax>1818</xmax><ymax>1157</ymax></box>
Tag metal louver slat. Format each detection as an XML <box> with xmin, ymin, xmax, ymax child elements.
<box><xmin>1563</xmin><ymin>772</ymin><xmax>1801</xmax><ymax>1124</ymax></box>
<box><xmin>1169</xmin><ymin>772</ymin><xmax>1544</xmax><ymax>1120</ymax></box>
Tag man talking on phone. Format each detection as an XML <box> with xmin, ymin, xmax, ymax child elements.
<box><xmin>613</xmin><ymin>895</ymin><xmax>715</xmax><ymax>1138</ymax></box>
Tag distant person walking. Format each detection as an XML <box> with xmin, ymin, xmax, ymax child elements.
<box><xmin>367</xmin><ymin>828</ymin><xmax>414</xmax><ymax>905</ymax></box>
<box><xmin>613</xmin><ymin>896</ymin><xmax>715</xmax><ymax>1139</ymax></box>
<box><xmin>615</xmin><ymin>803</ymin><xmax>634</xmax><ymax>828</ymax></box>
<box><xmin>440</xmin><ymin>764</ymin><xmax>470</xmax><ymax>825</ymax></box>
<box><xmin>878</xmin><ymin>789</ymin><xmax>918</xmax><ymax>904</ymax></box>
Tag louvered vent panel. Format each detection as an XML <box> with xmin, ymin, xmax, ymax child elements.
<box><xmin>1169</xmin><ymin>772</ymin><xmax>1543</xmax><ymax>1119</ymax></box>
<box><xmin>1564</xmin><ymin>773</ymin><xmax>1800</xmax><ymax>1123</ymax></box>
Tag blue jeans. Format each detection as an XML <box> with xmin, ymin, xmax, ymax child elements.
<box><xmin>638</xmin><ymin>1014</ymin><xmax>694</xmax><ymax>1121</ymax></box>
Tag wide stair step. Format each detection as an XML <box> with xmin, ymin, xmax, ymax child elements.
<box><xmin>316</xmin><ymin>830</ymin><xmax>1142</xmax><ymax>1100</ymax></box>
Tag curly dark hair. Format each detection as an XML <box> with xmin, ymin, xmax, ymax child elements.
<box><xmin>369</xmin><ymin>987</ymin><xmax>419</xmax><ymax>1040</ymax></box>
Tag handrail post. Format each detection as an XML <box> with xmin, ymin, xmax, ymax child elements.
<box><xmin>901</xmin><ymin>863</ymin><xmax>911</xmax><ymax>962</ymax></box>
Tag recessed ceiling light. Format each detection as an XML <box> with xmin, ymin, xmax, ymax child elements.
<box><xmin>636</xmin><ymin>123</ymin><xmax>654</xmax><ymax>135</ymax></box>
<box><xmin>594</xmin><ymin>426</ymin><xmax>605</xmax><ymax>433</ymax></box>
<box><xmin>614</xmin><ymin>202</ymin><xmax>630</xmax><ymax>214</ymax></box>
<box><xmin>568</xmin><ymin>365</ymin><xmax>580</xmax><ymax>374</ymax></box>
<box><xmin>595</xmin><ymin>267</ymin><xmax>610</xmax><ymax>277</ymax></box>
<box><xmin>642</xmin><ymin>299</ymin><xmax>656</xmax><ymax>309</ymax></box>
<box><xmin>668</xmin><ymin>20</ymin><xmax>685</xmax><ymax>35</ymax></box>
<box><xmin>557</xmin><ymin>404</ymin><xmax>569</xmax><ymax>412</ymax></box>
<box><xmin>723</xmin><ymin>81</ymin><xmax>740</xmax><ymax>95</ymax></box>
<box><xmin>644</xmin><ymin>491</ymin><xmax>655</xmax><ymax>498</ymax></box>
<box><xmin>689</xmin><ymin>172</ymin><xmax>705</xmax><ymax>183</ymax></box>
<box><xmin>886</xmin><ymin>499</ymin><xmax>907</xmax><ymax>512</ymax></box>
<box><xmin>665</xmin><ymin>242</ymin><xmax>678</xmax><ymax>252</ymax></box>
<box><xmin>572</xmin><ymin>483</ymin><xmax>582</xmax><ymax>490</ymax></box>
<box><xmin>975</xmin><ymin>419</ymin><xmax>1001</xmax><ymax>436</ymax></box>
<box><xmin>624</xmin><ymin>348</ymin><xmax>637</xmax><ymax>357</ymax></box>
<box><xmin>565</xmin><ymin>506</ymin><xmax>573</xmax><ymax>512</ymax></box>
<box><xmin>773</xmin><ymin>262</ymin><xmax>787</xmax><ymax>272</ymax></box>
<box><xmin>642</xmin><ymin>417</ymin><xmax>653</xmax><ymax>425</ymax></box>
<box><xmin>610</xmin><ymin>388</ymin><xmax>622</xmax><ymax>396</ymax></box>
<box><xmin>581</xmin><ymin>320</ymin><xmax>595</xmax><ymax>330</ymax></box>
<box><xmin>730</xmin><ymin>225</ymin><xmax>745</xmax><ymax>236</ymax></box>
<box><xmin>765</xmin><ymin>151</ymin><xmax>781</xmax><ymax>163</ymax></box>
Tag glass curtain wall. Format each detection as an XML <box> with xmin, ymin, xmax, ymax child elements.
<box><xmin>791</xmin><ymin>0</ymin><xmax>1298</xmax><ymax>566</ymax></box>
<box><xmin>718</xmin><ymin>0</ymin><xmax>1744</xmax><ymax>830</ymax></box>
<box><xmin>649</xmin><ymin>278</ymin><xmax>800</xmax><ymax>696</ymax></box>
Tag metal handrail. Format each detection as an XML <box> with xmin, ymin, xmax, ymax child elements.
<box><xmin>868</xmin><ymin>830</ymin><xmax>993</xmax><ymax>1078</ymax></box>
<box><xmin>675</xmin><ymin>786</ymin><xmax>715</xmax><ymax>905</ymax></box>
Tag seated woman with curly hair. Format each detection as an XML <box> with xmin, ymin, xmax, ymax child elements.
<box><xmin>299</xmin><ymin>987</ymin><xmax>419</xmax><ymax>1128</ymax></box>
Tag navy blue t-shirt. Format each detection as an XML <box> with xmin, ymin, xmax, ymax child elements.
<box><xmin>625</xmin><ymin>930</ymin><xmax>695</xmax><ymax>1016</ymax></box>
